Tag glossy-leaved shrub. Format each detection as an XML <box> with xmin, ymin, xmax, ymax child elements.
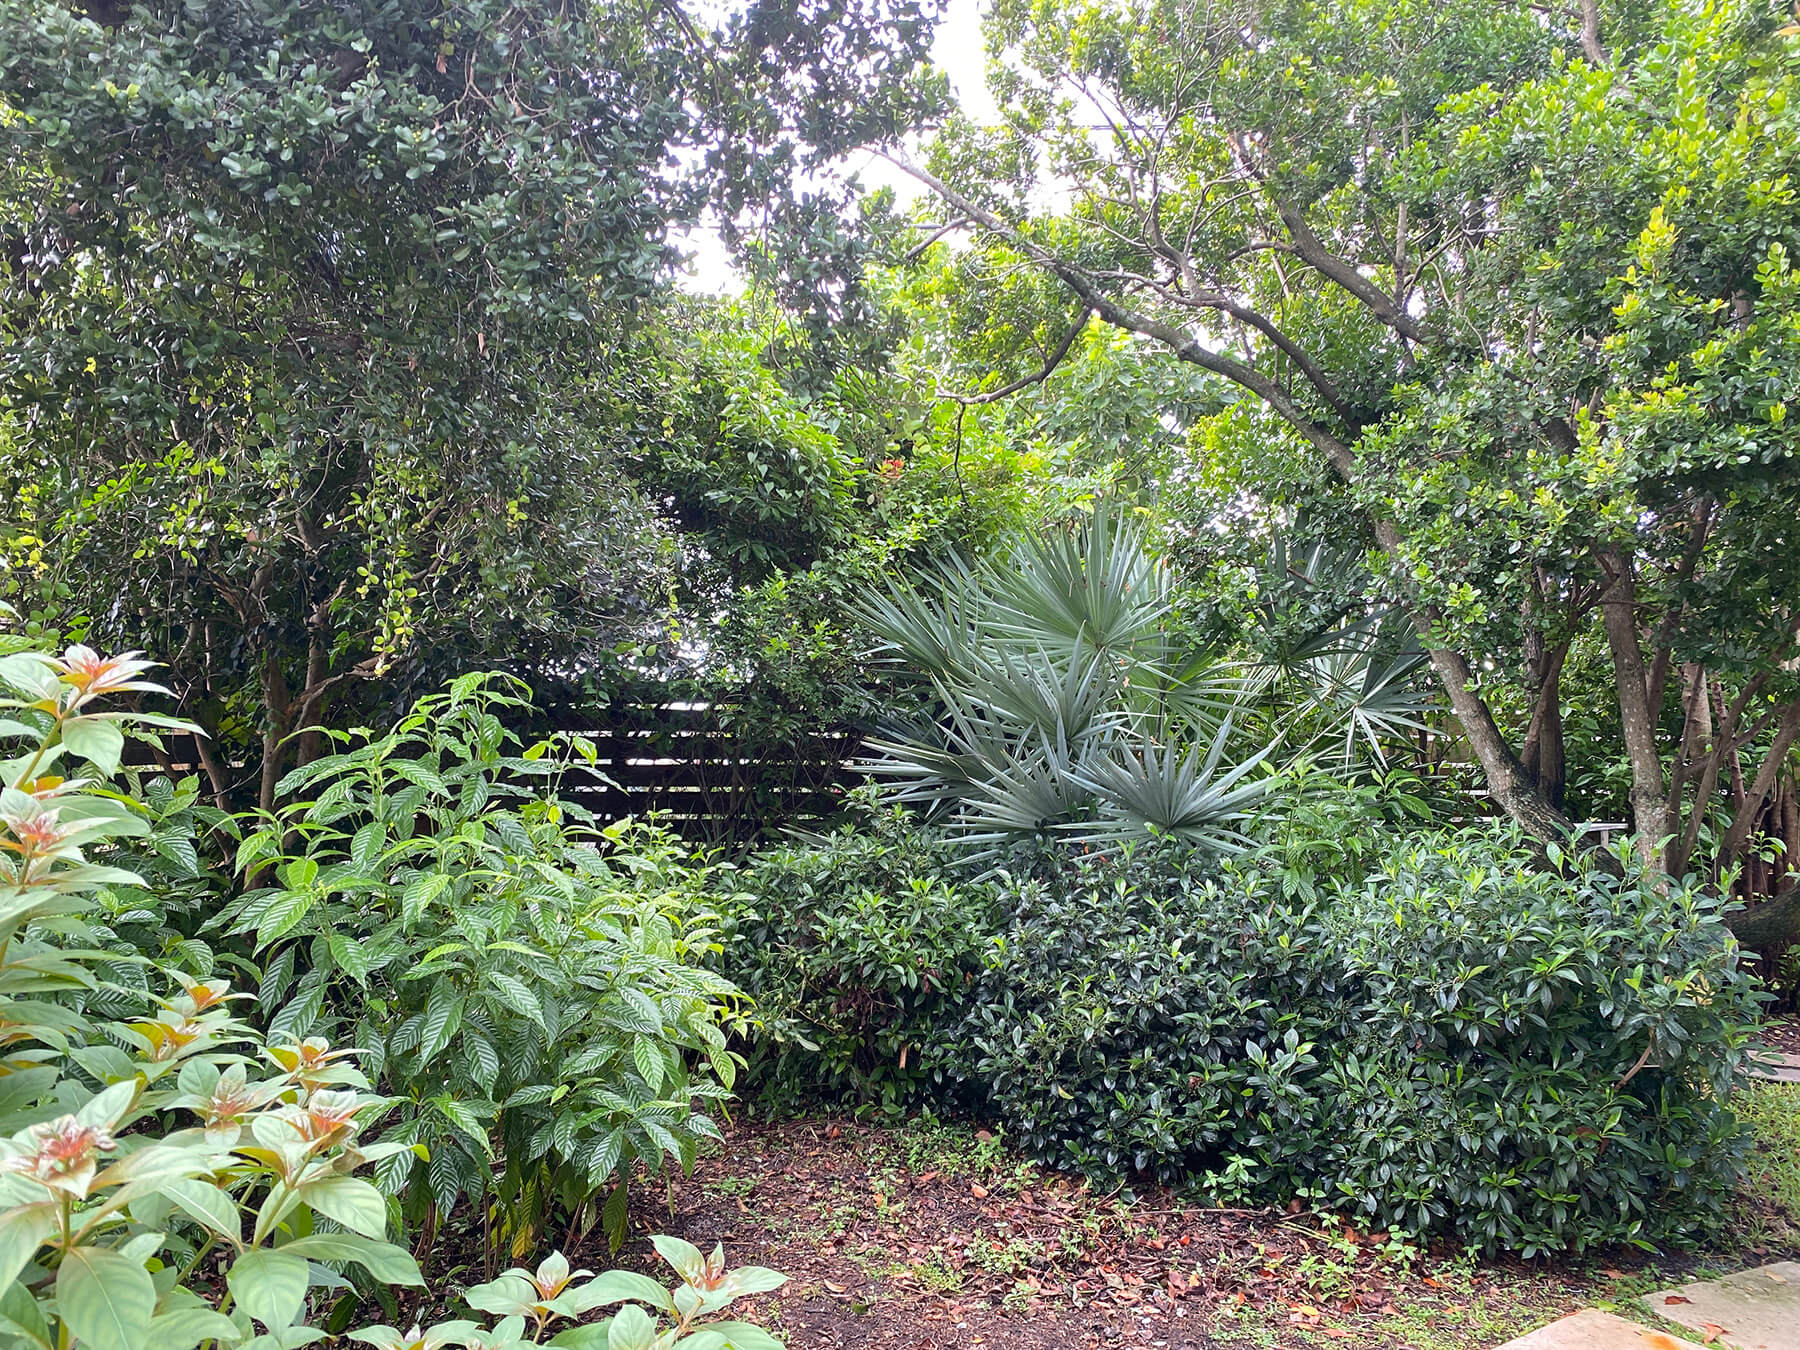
<box><xmin>720</xmin><ymin>795</ymin><xmax>1002</xmax><ymax>1112</ymax></box>
<box><xmin>954</xmin><ymin>829</ymin><xmax>1759</xmax><ymax>1254</ymax></box>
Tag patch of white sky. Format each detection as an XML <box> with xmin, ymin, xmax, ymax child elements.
<box><xmin>676</xmin><ymin>0</ymin><xmax>995</xmax><ymax>295</ymax></box>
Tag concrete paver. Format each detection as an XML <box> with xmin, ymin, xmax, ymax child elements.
<box><xmin>1494</xmin><ymin>1309</ymin><xmax>1708</xmax><ymax>1350</ymax></box>
<box><xmin>1651</xmin><ymin>1261</ymin><xmax>1800</xmax><ymax>1350</ymax></box>
<box><xmin>1748</xmin><ymin>1051</ymin><xmax>1800</xmax><ymax>1083</ymax></box>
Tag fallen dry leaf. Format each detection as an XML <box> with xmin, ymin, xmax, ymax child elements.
<box><xmin>1664</xmin><ymin>1294</ymin><xmax>1694</xmax><ymax>1305</ymax></box>
<box><xmin>970</xmin><ymin>1183</ymin><xmax>989</xmax><ymax>1199</ymax></box>
<box><xmin>1600</xmin><ymin>1268</ymin><xmax>1627</xmax><ymax>1280</ymax></box>
<box><xmin>1700</xmin><ymin>1324</ymin><xmax>1728</xmax><ymax>1345</ymax></box>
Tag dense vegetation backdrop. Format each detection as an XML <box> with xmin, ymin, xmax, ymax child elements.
<box><xmin>0</xmin><ymin>0</ymin><xmax>1794</xmax><ymax>1341</ymax></box>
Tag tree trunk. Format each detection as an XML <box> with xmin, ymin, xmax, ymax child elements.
<box><xmin>1422</xmin><ymin>644</ymin><xmax>1574</xmax><ymax>841</ymax></box>
<box><xmin>1595</xmin><ymin>548</ymin><xmax>1668</xmax><ymax>867</ymax></box>
<box><xmin>1519</xmin><ymin>638</ymin><xmax>1569</xmax><ymax>810</ymax></box>
<box><xmin>1667</xmin><ymin>663</ymin><xmax>1715</xmax><ymax>878</ymax></box>
<box><xmin>191</xmin><ymin>722</ymin><xmax>235</xmax><ymax>813</ymax></box>
<box><xmin>1719</xmin><ymin>699</ymin><xmax>1800</xmax><ymax>875</ymax></box>
<box><xmin>1366</xmin><ymin>519</ymin><xmax>1574</xmax><ymax>844</ymax></box>
<box><xmin>258</xmin><ymin>649</ymin><xmax>295</xmax><ymax>815</ymax></box>
<box><xmin>1726</xmin><ymin>881</ymin><xmax>1800</xmax><ymax>955</ymax></box>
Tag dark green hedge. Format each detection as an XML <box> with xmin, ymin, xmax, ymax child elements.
<box><xmin>723</xmin><ymin>818</ymin><xmax>1761</xmax><ymax>1254</ymax></box>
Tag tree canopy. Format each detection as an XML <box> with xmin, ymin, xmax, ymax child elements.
<box><xmin>0</xmin><ymin>0</ymin><xmax>944</xmax><ymax>805</ymax></box>
<box><xmin>892</xmin><ymin>0</ymin><xmax>1800</xmax><ymax>902</ymax></box>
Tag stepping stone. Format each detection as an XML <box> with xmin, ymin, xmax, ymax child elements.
<box><xmin>1748</xmin><ymin>1051</ymin><xmax>1800</xmax><ymax>1083</ymax></box>
<box><xmin>1495</xmin><ymin>1309</ymin><xmax>1708</xmax><ymax>1349</ymax></box>
<box><xmin>1651</xmin><ymin>1262</ymin><xmax>1800</xmax><ymax>1350</ymax></box>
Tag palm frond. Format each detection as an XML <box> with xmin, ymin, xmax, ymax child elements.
<box><xmin>1070</xmin><ymin>718</ymin><xmax>1275</xmax><ymax>851</ymax></box>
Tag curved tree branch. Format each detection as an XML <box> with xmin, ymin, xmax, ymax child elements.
<box><xmin>945</xmin><ymin>305</ymin><xmax>1091</xmax><ymax>405</ymax></box>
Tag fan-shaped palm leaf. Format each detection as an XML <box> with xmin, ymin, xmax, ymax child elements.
<box><xmin>1069</xmin><ymin>718</ymin><xmax>1274</xmax><ymax>850</ymax></box>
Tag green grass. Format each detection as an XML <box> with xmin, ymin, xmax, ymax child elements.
<box><xmin>1733</xmin><ymin>1080</ymin><xmax>1800</xmax><ymax>1246</ymax></box>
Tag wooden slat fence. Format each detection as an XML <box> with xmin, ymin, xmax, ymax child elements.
<box><xmin>131</xmin><ymin>706</ymin><xmax>868</xmax><ymax>849</ymax></box>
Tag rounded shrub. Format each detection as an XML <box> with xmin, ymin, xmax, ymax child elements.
<box><xmin>719</xmin><ymin>797</ymin><xmax>1003</xmax><ymax>1112</ymax></box>
<box><xmin>955</xmin><ymin>827</ymin><xmax>1759</xmax><ymax>1253</ymax></box>
<box><xmin>1312</xmin><ymin>833</ymin><xmax>1756</xmax><ymax>1253</ymax></box>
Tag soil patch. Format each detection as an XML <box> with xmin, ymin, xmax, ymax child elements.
<box><xmin>592</xmin><ymin>1117</ymin><xmax>1789</xmax><ymax>1350</ymax></box>
<box><xmin>1760</xmin><ymin>1016</ymin><xmax>1800</xmax><ymax>1056</ymax></box>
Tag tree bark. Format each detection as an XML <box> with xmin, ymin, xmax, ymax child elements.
<box><xmin>1422</xmin><ymin>644</ymin><xmax>1573</xmax><ymax>841</ymax></box>
<box><xmin>257</xmin><ymin>648</ymin><xmax>295</xmax><ymax>815</ymax></box>
<box><xmin>190</xmin><ymin>722</ymin><xmax>235</xmax><ymax>813</ymax></box>
<box><xmin>1663</xmin><ymin>662</ymin><xmax>1715</xmax><ymax>877</ymax></box>
<box><xmin>1579</xmin><ymin>0</ymin><xmax>1608</xmax><ymax>65</ymax></box>
<box><xmin>1595</xmin><ymin>547</ymin><xmax>1668</xmax><ymax>866</ymax></box>
<box><xmin>1718</xmin><ymin>699</ymin><xmax>1800</xmax><ymax>873</ymax></box>
<box><xmin>1520</xmin><ymin>637</ymin><xmax>1569</xmax><ymax>810</ymax></box>
<box><xmin>1726</xmin><ymin>881</ymin><xmax>1800</xmax><ymax>954</ymax></box>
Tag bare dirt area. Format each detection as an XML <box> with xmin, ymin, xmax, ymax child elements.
<box><xmin>607</xmin><ymin>1117</ymin><xmax>1791</xmax><ymax>1350</ymax></box>
<box><xmin>1760</xmin><ymin>1014</ymin><xmax>1800</xmax><ymax>1056</ymax></box>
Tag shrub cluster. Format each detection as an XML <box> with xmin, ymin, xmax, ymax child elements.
<box><xmin>720</xmin><ymin>795</ymin><xmax>1002</xmax><ymax>1111</ymax></box>
<box><xmin>726</xmin><ymin>818</ymin><xmax>1761</xmax><ymax>1254</ymax></box>
<box><xmin>0</xmin><ymin>644</ymin><xmax>786</xmax><ymax>1347</ymax></box>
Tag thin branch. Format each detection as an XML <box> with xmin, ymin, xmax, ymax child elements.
<box><xmin>902</xmin><ymin>217</ymin><xmax>971</xmax><ymax>262</ymax></box>
<box><xmin>875</xmin><ymin>155</ymin><xmax>1354</xmax><ymax>464</ymax></box>
<box><xmin>943</xmin><ymin>306</ymin><xmax>1091</xmax><ymax>406</ymax></box>
<box><xmin>1273</xmin><ymin>199</ymin><xmax>1426</xmax><ymax>344</ymax></box>
<box><xmin>1086</xmin><ymin>266</ymin><xmax>1350</xmax><ymax>418</ymax></box>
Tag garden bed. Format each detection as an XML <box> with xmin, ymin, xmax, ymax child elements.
<box><xmin>602</xmin><ymin>1101</ymin><xmax>1800</xmax><ymax>1350</ymax></box>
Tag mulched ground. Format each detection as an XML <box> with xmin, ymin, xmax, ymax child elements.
<box><xmin>594</xmin><ymin>1117</ymin><xmax>1790</xmax><ymax>1350</ymax></box>
<box><xmin>1760</xmin><ymin>1015</ymin><xmax>1800</xmax><ymax>1056</ymax></box>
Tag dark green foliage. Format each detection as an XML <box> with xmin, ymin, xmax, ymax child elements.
<box><xmin>0</xmin><ymin>0</ymin><xmax>947</xmax><ymax>808</ymax></box>
<box><xmin>956</xmin><ymin>842</ymin><xmax>1335</xmax><ymax>1185</ymax></box>
<box><xmin>729</xmin><ymin>813</ymin><xmax>1761</xmax><ymax>1254</ymax></box>
<box><xmin>959</xmin><ymin>828</ymin><xmax>1758</xmax><ymax>1254</ymax></box>
<box><xmin>720</xmin><ymin>795</ymin><xmax>1001</xmax><ymax>1111</ymax></box>
<box><xmin>1311</xmin><ymin>834</ymin><xmax>1755</xmax><ymax>1252</ymax></box>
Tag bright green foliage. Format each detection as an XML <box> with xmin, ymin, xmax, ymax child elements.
<box><xmin>902</xmin><ymin>0</ymin><xmax>1800</xmax><ymax>876</ymax></box>
<box><xmin>952</xmin><ymin>829</ymin><xmax>1758</xmax><ymax>1254</ymax></box>
<box><xmin>0</xmin><ymin>642</ymin><xmax>431</xmax><ymax>1345</ymax></box>
<box><xmin>719</xmin><ymin>792</ymin><xmax>1002</xmax><ymax>1111</ymax></box>
<box><xmin>220</xmin><ymin>676</ymin><xmax>747</xmax><ymax>1254</ymax></box>
<box><xmin>358</xmin><ymin>1242</ymin><xmax>786</xmax><ymax>1349</ymax></box>
<box><xmin>0</xmin><ymin>634</ymin><xmax>789</xmax><ymax>1342</ymax></box>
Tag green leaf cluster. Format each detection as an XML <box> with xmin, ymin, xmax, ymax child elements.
<box><xmin>218</xmin><ymin>675</ymin><xmax>747</xmax><ymax>1255</ymax></box>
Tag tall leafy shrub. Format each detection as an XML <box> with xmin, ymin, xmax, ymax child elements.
<box><xmin>222</xmin><ymin>676</ymin><xmax>746</xmax><ymax>1253</ymax></box>
<box><xmin>0</xmin><ymin>638</ymin><xmax>790</xmax><ymax>1346</ymax></box>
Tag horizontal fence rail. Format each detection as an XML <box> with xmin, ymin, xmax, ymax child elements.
<box><xmin>130</xmin><ymin>707</ymin><xmax>869</xmax><ymax>848</ymax></box>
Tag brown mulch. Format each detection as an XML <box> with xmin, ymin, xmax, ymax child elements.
<box><xmin>602</xmin><ymin>1118</ymin><xmax>1610</xmax><ymax>1350</ymax></box>
<box><xmin>383</xmin><ymin>1114</ymin><xmax>1799</xmax><ymax>1349</ymax></box>
<box><xmin>1760</xmin><ymin>1015</ymin><xmax>1800</xmax><ymax>1056</ymax></box>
